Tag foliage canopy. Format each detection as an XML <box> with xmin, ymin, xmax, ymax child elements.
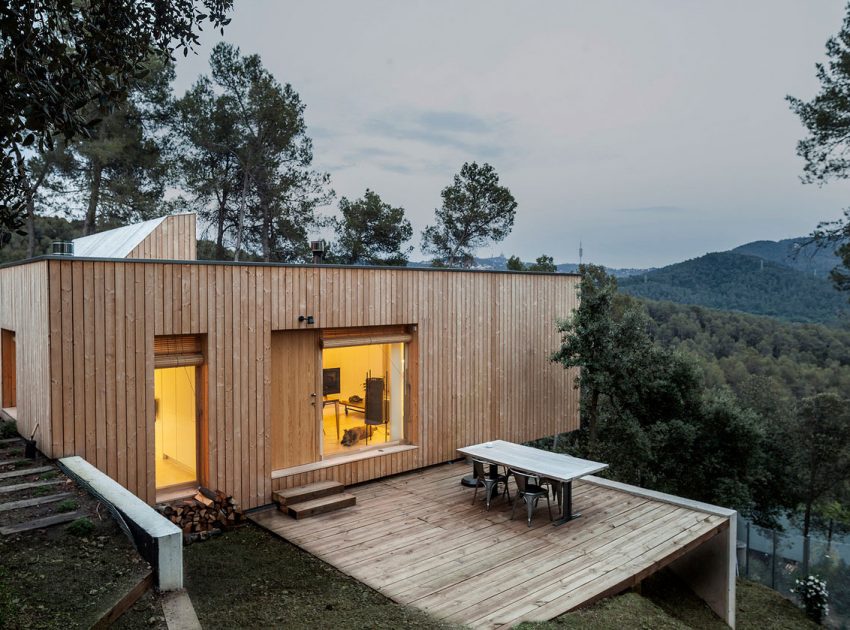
<box><xmin>331</xmin><ymin>189</ymin><xmax>413</xmax><ymax>265</ymax></box>
<box><xmin>422</xmin><ymin>162</ymin><xmax>516</xmax><ymax>267</ymax></box>
<box><xmin>0</xmin><ymin>0</ymin><xmax>232</xmax><ymax>243</ymax></box>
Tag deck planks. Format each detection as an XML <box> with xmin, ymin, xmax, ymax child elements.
<box><xmin>251</xmin><ymin>462</ymin><xmax>728</xmax><ymax>629</ymax></box>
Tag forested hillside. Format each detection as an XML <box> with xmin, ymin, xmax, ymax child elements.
<box><xmin>733</xmin><ymin>236</ymin><xmax>839</xmax><ymax>276</ymax></box>
<box><xmin>641</xmin><ymin>298</ymin><xmax>850</xmax><ymax>404</ymax></box>
<box><xmin>619</xmin><ymin>251</ymin><xmax>849</xmax><ymax>325</ymax></box>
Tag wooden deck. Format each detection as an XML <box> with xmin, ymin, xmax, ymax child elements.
<box><xmin>250</xmin><ymin>462</ymin><xmax>729</xmax><ymax>629</ymax></box>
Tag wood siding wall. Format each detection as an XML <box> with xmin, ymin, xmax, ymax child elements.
<box><xmin>0</xmin><ymin>261</ymin><xmax>51</xmax><ymax>448</ymax></box>
<box><xmin>28</xmin><ymin>260</ymin><xmax>578</xmax><ymax>508</ymax></box>
<box><xmin>127</xmin><ymin>214</ymin><xmax>196</xmax><ymax>261</ymax></box>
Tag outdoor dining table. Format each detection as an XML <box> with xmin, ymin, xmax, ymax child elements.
<box><xmin>457</xmin><ymin>440</ymin><xmax>609</xmax><ymax>526</ymax></box>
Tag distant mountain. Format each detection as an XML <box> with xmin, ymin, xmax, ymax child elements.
<box><xmin>732</xmin><ymin>237</ymin><xmax>841</xmax><ymax>277</ymax></box>
<box><xmin>619</xmin><ymin>251</ymin><xmax>849</xmax><ymax>325</ymax></box>
<box><xmin>411</xmin><ymin>255</ymin><xmax>647</xmax><ymax>277</ymax></box>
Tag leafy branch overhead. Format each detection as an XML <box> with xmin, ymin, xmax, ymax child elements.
<box><xmin>788</xmin><ymin>3</ymin><xmax>850</xmax><ymax>299</ymax></box>
<box><xmin>422</xmin><ymin>161</ymin><xmax>517</xmax><ymax>267</ymax></box>
<box><xmin>0</xmin><ymin>0</ymin><xmax>233</xmax><ymax>240</ymax></box>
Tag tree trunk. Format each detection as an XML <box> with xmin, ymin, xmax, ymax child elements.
<box><xmin>26</xmin><ymin>195</ymin><xmax>35</xmax><ymax>258</ymax></box>
<box><xmin>84</xmin><ymin>161</ymin><xmax>103</xmax><ymax>236</ymax></box>
<box><xmin>803</xmin><ymin>500</ymin><xmax>812</xmax><ymax>539</ymax></box>
<box><xmin>215</xmin><ymin>199</ymin><xmax>227</xmax><ymax>260</ymax></box>
<box><xmin>233</xmin><ymin>170</ymin><xmax>248</xmax><ymax>262</ymax></box>
<box><xmin>262</xmin><ymin>203</ymin><xmax>270</xmax><ymax>262</ymax></box>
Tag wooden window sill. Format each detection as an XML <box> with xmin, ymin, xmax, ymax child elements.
<box><xmin>271</xmin><ymin>444</ymin><xmax>418</xmax><ymax>479</ymax></box>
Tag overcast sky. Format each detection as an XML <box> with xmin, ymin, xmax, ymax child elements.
<box><xmin>174</xmin><ymin>1</ymin><xmax>850</xmax><ymax>268</ymax></box>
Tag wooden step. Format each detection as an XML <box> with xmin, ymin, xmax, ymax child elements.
<box><xmin>287</xmin><ymin>493</ymin><xmax>356</xmax><ymax>519</ymax></box>
<box><xmin>0</xmin><ymin>492</ymin><xmax>72</xmax><ymax>512</ymax></box>
<box><xmin>0</xmin><ymin>510</ymin><xmax>83</xmax><ymax>535</ymax></box>
<box><xmin>0</xmin><ymin>465</ymin><xmax>53</xmax><ymax>480</ymax></box>
<box><xmin>0</xmin><ymin>479</ymin><xmax>64</xmax><ymax>494</ymax></box>
<box><xmin>273</xmin><ymin>481</ymin><xmax>344</xmax><ymax>508</ymax></box>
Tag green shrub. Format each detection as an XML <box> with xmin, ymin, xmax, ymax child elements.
<box><xmin>66</xmin><ymin>517</ymin><xmax>94</xmax><ymax>537</ymax></box>
<box><xmin>56</xmin><ymin>499</ymin><xmax>78</xmax><ymax>513</ymax></box>
<box><xmin>0</xmin><ymin>421</ymin><xmax>16</xmax><ymax>439</ymax></box>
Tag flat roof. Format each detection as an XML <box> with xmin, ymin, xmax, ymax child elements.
<box><xmin>0</xmin><ymin>255</ymin><xmax>581</xmax><ymax>278</ymax></box>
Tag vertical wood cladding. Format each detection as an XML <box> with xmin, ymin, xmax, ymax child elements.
<box><xmin>20</xmin><ymin>260</ymin><xmax>580</xmax><ymax>508</ymax></box>
<box><xmin>126</xmin><ymin>213</ymin><xmax>197</xmax><ymax>261</ymax></box>
<box><xmin>0</xmin><ymin>261</ymin><xmax>51</xmax><ymax>450</ymax></box>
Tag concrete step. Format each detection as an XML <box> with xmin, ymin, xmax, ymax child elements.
<box><xmin>273</xmin><ymin>481</ymin><xmax>344</xmax><ymax>508</ymax></box>
<box><xmin>287</xmin><ymin>493</ymin><xmax>356</xmax><ymax>519</ymax></box>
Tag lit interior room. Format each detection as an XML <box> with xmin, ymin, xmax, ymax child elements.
<box><xmin>321</xmin><ymin>342</ymin><xmax>404</xmax><ymax>456</ymax></box>
<box><xmin>154</xmin><ymin>366</ymin><xmax>198</xmax><ymax>489</ymax></box>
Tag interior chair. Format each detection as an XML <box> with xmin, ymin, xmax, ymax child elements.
<box><xmin>510</xmin><ymin>469</ymin><xmax>552</xmax><ymax>527</ymax></box>
<box><xmin>364</xmin><ymin>376</ymin><xmax>388</xmax><ymax>443</ymax></box>
<box><xmin>471</xmin><ymin>459</ymin><xmax>510</xmax><ymax>510</ymax></box>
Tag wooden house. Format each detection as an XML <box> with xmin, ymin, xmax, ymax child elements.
<box><xmin>0</xmin><ymin>214</ymin><xmax>580</xmax><ymax>508</ymax></box>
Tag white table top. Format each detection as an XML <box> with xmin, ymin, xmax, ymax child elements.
<box><xmin>457</xmin><ymin>440</ymin><xmax>608</xmax><ymax>483</ymax></box>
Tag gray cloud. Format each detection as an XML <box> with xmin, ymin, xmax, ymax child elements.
<box><xmin>365</xmin><ymin>109</ymin><xmax>508</xmax><ymax>159</ymax></box>
<box><xmin>614</xmin><ymin>206</ymin><xmax>688</xmax><ymax>214</ymax></box>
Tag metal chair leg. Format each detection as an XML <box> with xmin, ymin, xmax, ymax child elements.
<box><xmin>546</xmin><ymin>494</ymin><xmax>552</xmax><ymax>521</ymax></box>
<box><xmin>472</xmin><ymin>481</ymin><xmax>479</xmax><ymax>506</ymax></box>
<box><xmin>484</xmin><ymin>479</ymin><xmax>498</xmax><ymax>510</ymax></box>
<box><xmin>526</xmin><ymin>495</ymin><xmax>537</xmax><ymax>527</ymax></box>
<box><xmin>511</xmin><ymin>492</ymin><xmax>520</xmax><ymax>520</ymax></box>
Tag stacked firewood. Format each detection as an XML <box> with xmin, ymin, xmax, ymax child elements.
<box><xmin>156</xmin><ymin>487</ymin><xmax>244</xmax><ymax>544</ymax></box>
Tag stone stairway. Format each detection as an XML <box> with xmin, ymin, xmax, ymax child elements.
<box><xmin>272</xmin><ymin>480</ymin><xmax>355</xmax><ymax>519</ymax></box>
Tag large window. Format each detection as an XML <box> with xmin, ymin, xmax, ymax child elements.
<box><xmin>321</xmin><ymin>342</ymin><xmax>405</xmax><ymax>456</ymax></box>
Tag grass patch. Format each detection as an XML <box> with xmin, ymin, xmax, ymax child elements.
<box><xmin>0</xmin><ymin>498</ymin><xmax>149</xmax><ymax>628</ymax></box>
<box><xmin>520</xmin><ymin>570</ymin><xmax>817</xmax><ymax>630</ymax></box>
<box><xmin>122</xmin><ymin>524</ymin><xmax>456</xmax><ymax>629</ymax></box>
<box><xmin>31</xmin><ymin>485</ymin><xmax>52</xmax><ymax>497</ymax></box>
<box><xmin>0</xmin><ymin>567</ymin><xmax>15</xmax><ymax>629</ymax></box>
<box><xmin>516</xmin><ymin>592</ymin><xmax>689</xmax><ymax>629</ymax></box>
<box><xmin>38</xmin><ymin>471</ymin><xmax>58</xmax><ymax>480</ymax></box>
<box><xmin>0</xmin><ymin>421</ymin><xmax>16</xmax><ymax>440</ymax></box>
<box><xmin>733</xmin><ymin>580</ymin><xmax>818</xmax><ymax>630</ymax></box>
<box><xmin>66</xmin><ymin>517</ymin><xmax>94</xmax><ymax>537</ymax></box>
<box><xmin>56</xmin><ymin>499</ymin><xmax>79</xmax><ymax>513</ymax></box>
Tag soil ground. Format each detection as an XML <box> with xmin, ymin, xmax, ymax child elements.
<box><xmin>0</xmin><ymin>428</ymin><xmax>151</xmax><ymax>629</ymax></box>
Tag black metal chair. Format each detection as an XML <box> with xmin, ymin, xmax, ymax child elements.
<box><xmin>471</xmin><ymin>459</ymin><xmax>510</xmax><ymax>510</ymax></box>
<box><xmin>538</xmin><ymin>477</ymin><xmax>563</xmax><ymax>506</ymax></box>
<box><xmin>510</xmin><ymin>469</ymin><xmax>552</xmax><ymax>527</ymax></box>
